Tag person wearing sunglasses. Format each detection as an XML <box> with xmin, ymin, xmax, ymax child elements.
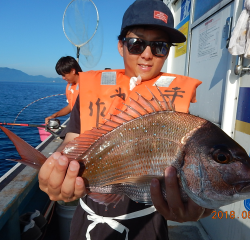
<box><xmin>38</xmin><ymin>1</ymin><xmax>213</xmax><ymax>240</ymax></box>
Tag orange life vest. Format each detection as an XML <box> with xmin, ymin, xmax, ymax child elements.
<box><xmin>66</xmin><ymin>83</ymin><xmax>79</xmax><ymax>110</ymax></box>
<box><xmin>79</xmin><ymin>69</ymin><xmax>202</xmax><ymax>133</ymax></box>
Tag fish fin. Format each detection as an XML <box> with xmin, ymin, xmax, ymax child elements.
<box><xmin>0</xmin><ymin>125</ymin><xmax>46</xmax><ymax>169</ymax></box>
<box><xmin>121</xmin><ymin>85</ymin><xmax>175</xmax><ymax>118</ymax></box>
<box><xmin>106</xmin><ymin>85</ymin><xmax>174</xmax><ymax>124</ymax></box>
<box><xmin>145</xmin><ymin>86</ymin><xmax>164</xmax><ymax>111</ymax></box>
<box><xmin>88</xmin><ymin>192</ymin><xmax>124</xmax><ymax>207</ymax></box>
<box><xmin>102</xmin><ymin>175</ymin><xmax>163</xmax><ymax>186</ymax></box>
<box><xmin>5</xmin><ymin>158</ymin><xmax>41</xmax><ymax>169</ymax></box>
<box><xmin>62</xmin><ymin>86</ymin><xmax>175</xmax><ymax>161</ymax></box>
<box><xmin>154</xmin><ymin>85</ymin><xmax>175</xmax><ymax>111</ymax></box>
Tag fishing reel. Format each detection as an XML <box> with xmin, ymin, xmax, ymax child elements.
<box><xmin>47</xmin><ymin>119</ymin><xmax>61</xmax><ymax>129</ymax></box>
<box><xmin>45</xmin><ymin>119</ymin><xmax>64</xmax><ymax>138</ymax></box>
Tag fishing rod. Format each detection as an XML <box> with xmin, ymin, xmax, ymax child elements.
<box><xmin>13</xmin><ymin>93</ymin><xmax>66</xmax><ymax>124</ymax></box>
<box><xmin>0</xmin><ymin>119</ymin><xmax>65</xmax><ymax>129</ymax></box>
<box><xmin>0</xmin><ymin>119</ymin><xmax>66</xmax><ymax>138</ymax></box>
<box><xmin>0</xmin><ymin>123</ymin><xmax>46</xmax><ymax>128</ymax></box>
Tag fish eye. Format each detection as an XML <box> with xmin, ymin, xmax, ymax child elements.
<box><xmin>212</xmin><ymin>148</ymin><xmax>232</xmax><ymax>164</ymax></box>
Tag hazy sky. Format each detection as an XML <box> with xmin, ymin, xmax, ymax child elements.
<box><xmin>0</xmin><ymin>0</ymin><xmax>135</xmax><ymax>78</ymax></box>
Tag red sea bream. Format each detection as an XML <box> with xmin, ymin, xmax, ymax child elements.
<box><xmin>1</xmin><ymin>87</ymin><xmax>250</xmax><ymax>209</ymax></box>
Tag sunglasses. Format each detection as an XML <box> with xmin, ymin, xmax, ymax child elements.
<box><xmin>122</xmin><ymin>38</ymin><xmax>171</xmax><ymax>57</ymax></box>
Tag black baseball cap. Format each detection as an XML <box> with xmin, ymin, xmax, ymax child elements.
<box><xmin>121</xmin><ymin>0</ymin><xmax>186</xmax><ymax>43</ymax></box>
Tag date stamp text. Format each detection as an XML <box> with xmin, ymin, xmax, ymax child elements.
<box><xmin>212</xmin><ymin>210</ymin><xmax>250</xmax><ymax>219</ymax></box>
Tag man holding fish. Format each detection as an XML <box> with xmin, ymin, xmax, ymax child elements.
<box><xmin>39</xmin><ymin>0</ymin><xmax>213</xmax><ymax>239</ymax></box>
<box><xmin>2</xmin><ymin>0</ymin><xmax>250</xmax><ymax>238</ymax></box>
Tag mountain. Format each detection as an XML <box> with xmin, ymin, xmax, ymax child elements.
<box><xmin>0</xmin><ymin>67</ymin><xmax>64</xmax><ymax>83</ymax></box>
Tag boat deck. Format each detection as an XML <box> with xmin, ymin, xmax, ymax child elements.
<box><xmin>168</xmin><ymin>221</ymin><xmax>210</xmax><ymax>240</ymax></box>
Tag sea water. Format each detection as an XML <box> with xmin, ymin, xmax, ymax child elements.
<box><xmin>0</xmin><ymin>81</ymin><xmax>69</xmax><ymax>177</ymax></box>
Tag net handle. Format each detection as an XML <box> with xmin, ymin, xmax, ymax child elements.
<box><xmin>62</xmin><ymin>0</ymin><xmax>99</xmax><ymax>48</ymax></box>
<box><xmin>77</xmin><ymin>47</ymin><xmax>80</xmax><ymax>62</ymax></box>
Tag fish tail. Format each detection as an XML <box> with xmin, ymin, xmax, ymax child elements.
<box><xmin>0</xmin><ymin>125</ymin><xmax>46</xmax><ymax>169</ymax></box>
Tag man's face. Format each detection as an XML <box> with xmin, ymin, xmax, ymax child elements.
<box><xmin>62</xmin><ymin>69</ymin><xmax>77</xmax><ymax>85</ymax></box>
<box><xmin>118</xmin><ymin>28</ymin><xmax>170</xmax><ymax>81</ymax></box>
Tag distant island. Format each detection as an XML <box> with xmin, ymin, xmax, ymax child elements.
<box><xmin>0</xmin><ymin>67</ymin><xmax>64</xmax><ymax>83</ymax></box>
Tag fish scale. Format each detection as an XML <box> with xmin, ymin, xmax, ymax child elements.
<box><xmin>80</xmin><ymin>111</ymin><xmax>206</xmax><ymax>203</ymax></box>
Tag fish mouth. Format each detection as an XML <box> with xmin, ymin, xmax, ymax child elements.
<box><xmin>234</xmin><ymin>182</ymin><xmax>250</xmax><ymax>193</ymax></box>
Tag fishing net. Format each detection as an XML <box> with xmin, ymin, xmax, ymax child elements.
<box><xmin>63</xmin><ymin>0</ymin><xmax>103</xmax><ymax>68</ymax></box>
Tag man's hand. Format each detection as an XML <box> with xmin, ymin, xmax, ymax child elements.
<box><xmin>45</xmin><ymin>115</ymin><xmax>54</xmax><ymax>125</ymax></box>
<box><xmin>38</xmin><ymin>152</ymin><xmax>86</xmax><ymax>202</ymax></box>
<box><xmin>150</xmin><ymin>166</ymin><xmax>213</xmax><ymax>222</ymax></box>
